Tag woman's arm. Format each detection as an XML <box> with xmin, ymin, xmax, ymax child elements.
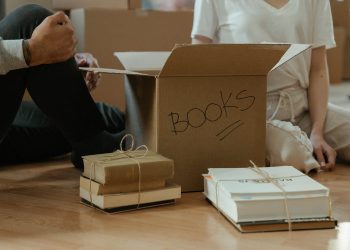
<box><xmin>308</xmin><ymin>45</ymin><xmax>336</xmax><ymax>170</ymax></box>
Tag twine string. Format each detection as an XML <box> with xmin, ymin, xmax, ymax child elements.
<box><xmin>214</xmin><ymin>161</ymin><xmax>293</xmax><ymax>231</ymax></box>
<box><xmin>248</xmin><ymin>161</ymin><xmax>292</xmax><ymax>231</ymax></box>
<box><xmin>87</xmin><ymin>134</ymin><xmax>148</xmax><ymax>211</ymax></box>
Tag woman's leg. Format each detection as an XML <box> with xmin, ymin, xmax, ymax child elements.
<box><xmin>297</xmin><ymin>103</ymin><xmax>350</xmax><ymax>163</ymax></box>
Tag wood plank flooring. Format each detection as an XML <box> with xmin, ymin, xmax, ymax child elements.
<box><xmin>0</xmin><ymin>159</ymin><xmax>349</xmax><ymax>250</ymax></box>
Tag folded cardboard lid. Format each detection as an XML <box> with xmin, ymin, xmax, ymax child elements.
<box><xmin>113</xmin><ymin>44</ymin><xmax>310</xmax><ymax>77</ymax></box>
<box><xmin>159</xmin><ymin>44</ymin><xmax>311</xmax><ymax>77</ymax></box>
<box><xmin>114</xmin><ymin>51</ymin><xmax>170</xmax><ymax>75</ymax></box>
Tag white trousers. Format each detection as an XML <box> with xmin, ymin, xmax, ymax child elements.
<box><xmin>267</xmin><ymin>85</ymin><xmax>350</xmax><ymax>163</ymax></box>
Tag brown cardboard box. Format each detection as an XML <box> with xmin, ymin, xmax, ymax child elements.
<box><xmin>328</xmin><ymin>26</ymin><xmax>347</xmax><ymax>84</ymax></box>
<box><xmin>85</xmin><ymin>44</ymin><xmax>311</xmax><ymax>191</ymax></box>
<box><xmin>343</xmin><ymin>9</ymin><xmax>350</xmax><ymax>79</ymax></box>
<box><xmin>330</xmin><ymin>0</ymin><xmax>350</xmax><ymax>79</ymax></box>
<box><xmin>344</xmin><ymin>35</ymin><xmax>350</xmax><ymax>79</ymax></box>
<box><xmin>70</xmin><ymin>9</ymin><xmax>193</xmax><ymax>109</ymax></box>
<box><xmin>52</xmin><ymin>0</ymin><xmax>141</xmax><ymax>10</ymax></box>
<box><xmin>330</xmin><ymin>0</ymin><xmax>349</xmax><ymax>29</ymax></box>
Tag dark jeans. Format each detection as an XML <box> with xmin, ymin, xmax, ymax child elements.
<box><xmin>0</xmin><ymin>101</ymin><xmax>125</xmax><ymax>164</ymax></box>
<box><xmin>0</xmin><ymin>5</ymin><xmax>117</xmax><ymax>163</ymax></box>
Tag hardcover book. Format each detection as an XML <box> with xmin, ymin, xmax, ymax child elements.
<box><xmin>80</xmin><ymin>176</ymin><xmax>166</xmax><ymax>195</ymax></box>
<box><xmin>203</xmin><ymin>166</ymin><xmax>336</xmax><ymax>232</ymax></box>
<box><xmin>80</xmin><ymin>182</ymin><xmax>181</xmax><ymax>210</ymax></box>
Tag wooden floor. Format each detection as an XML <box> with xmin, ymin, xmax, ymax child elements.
<box><xmin>0</xmin><ymin>160</ymin><xmax>349</xmax><ymax>250</ymax></box>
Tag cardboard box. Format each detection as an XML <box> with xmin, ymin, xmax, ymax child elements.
<box><xmin>330</xmin><ymin>0</ymin><xmax>350</xmax><ymax>80</ymax></box>
<box><xmin>86</xmin><ymin>44</ymin><xmax>310</xmax><ymax>191</ymax></box>
<box><xmin>0</xmin><ymin>0</ymin><xmax>6</xmax><ymax>19</ymax></box>
<box><xmin>343</xmin><ymin>35</ymin><xmax>350</xmax><ymax>79</ymax></box>
<box><xmin>328</xmin><ymin>26</ymin><xmax>347</xmax><ymax>84</ymax></box>
<box><xmin>70</xmin><ymin>9</ymin><xmax>193</xmax><ymax>109</ymax></box>
<box><xmin>330</xmin><ymin>0</ymin><xmax>349</xmax><ymax>29</ymax></box>
<box><xmin>52</xmin><ymin>0</ymin><xmax>141</xmax><ymax>10</ymax></box>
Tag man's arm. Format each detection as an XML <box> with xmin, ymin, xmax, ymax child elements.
<box><xmin>0</xmin><ymin>38</ymin><xmax>28</xmax><ymax>75</ymax></box>
<box><xmin>0</xmin><ymin>11</ymin><xmax>76</xmax><ymax>75</ymax></box>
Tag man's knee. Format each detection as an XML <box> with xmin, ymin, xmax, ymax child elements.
<box><xmin>11</xmin><ymin>4</ymin><xmax>52</xmax><ymax>26</ymax></box>
<box><xmin>1</xmin><ymin>4</ymin><xmax>52</xmax><ymax>39</ymax></box>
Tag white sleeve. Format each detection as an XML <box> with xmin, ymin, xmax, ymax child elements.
<box><xmin>191</xmin><ymin>0</ymin><xmax>218</xmax><ymax>40</ymax></box>
<box><xmin>311</xmin><ymin>0</ymin><xmax>336</xmax><ymax>49</ymax></box>
<box><xmin>0</xmin><ymin>38</ymin><xmax>28</xmax><ymax>75</ymax></box>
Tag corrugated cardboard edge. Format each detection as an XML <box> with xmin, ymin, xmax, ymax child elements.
<box><xmin>158</xmin><ymin>44</ymin><xmax>289</xmax><ymax>77</ymax></box>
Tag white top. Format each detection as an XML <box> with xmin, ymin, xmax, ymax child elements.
<box><xmin>191</xmin><ymin>0</ymin><xmax>336</xmax><ymax>91</ymax></box>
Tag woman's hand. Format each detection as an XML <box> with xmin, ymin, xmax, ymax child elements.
<box><xmin>75</xmin><ymin>52</ymin><xmax>101</xmax><ymax>91</ymax></box>
<box><xmin>308</xmin><ymin>46</ymin><xmax>336</xmax><ymax>171</ymax></box>
<box><xmin>310</xmin><ymin>133</ymin><xmax>336</xmax><ymax>171</ymax></box>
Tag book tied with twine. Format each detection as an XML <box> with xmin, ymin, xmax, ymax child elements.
<box><xmin>82</xmin><ymin>150</ymin><xmax>174</xmax><ymax>187</ymax></box>
<box><xmin>80</xmin><ymin>139</ymin><xmax>180</xmax><ymax>212</ymax></box>
<box><xmin>203</xmin><ymin>165</ymin><xmax>337</xmax><ymax>232</ymax></box>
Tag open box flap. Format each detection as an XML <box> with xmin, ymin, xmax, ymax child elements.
<box><xmin>82</xmin><ymin>44</ymin><xmax>311</xmax><ymax>77</ymax></box>
<box><xmin>113</xmin><ymin>51</ymin><xmax>171</xmax><ymax>76</ymax></box>
<box><xmin>79</xmin><ymin>67</ymin><xmax>148</xmax><ymax>76</ymax></box>
<box><xmin>158</xmin><ymin>44</ymin><xmax>290</xmax><ymax>77</ymax></box>
<box><xmin>158</xmin><ymin>44</ymin><xmax>311</xmax><ymax>77</ymax></box>
<box><xmin>270</xmin><ymin>44</ymin><xmax>312</xmax><ymax>72</ymax></box>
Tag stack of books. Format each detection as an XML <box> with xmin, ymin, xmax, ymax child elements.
<box><xmin>80</xmin><ymin>150</ymin><xmax>181</xmax><ymax>212</ymax></box>
<box><xmin>203</xmin><ymin>166</ymin><xmax>337</xmax><ymax>233</ymax></box>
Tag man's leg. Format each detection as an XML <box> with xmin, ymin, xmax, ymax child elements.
<box><xmin>0</xmin><ymin>5</ymin><xmax>123</xmax><ymax>167</ymax></box>
<box><xmin>0</xmin><ymin>101</ymin><xmax>71</xmax><ymax>163</ymax></box>
<box><xmin>0</xmin><ymin>5</ymin><xmax>52</xmax><ymax>142</ymax></box>
<box><xmin>0</xmin><ymin>101</ymin><xmax>125</xmax><ymax>164</ymax></box>
<box><xmin>95</xmin><ymin>102</ymin><xmax>125</xmax><ymax>133</ymax></box>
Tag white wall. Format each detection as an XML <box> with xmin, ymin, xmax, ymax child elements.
<box><xmin>5</xmin><ymin>0</ymin><xmax>52</xmax><ymax>14</ymax></box>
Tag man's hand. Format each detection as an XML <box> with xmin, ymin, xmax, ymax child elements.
<box><xmin>75</xmin><ymin>53</ymin><xmax>101</xmax><ymax>91</ymax></box>
<box><xmin>27</xmin><ymin>11</ymin><xmax>77</xmax><ymax>66</ymax></box>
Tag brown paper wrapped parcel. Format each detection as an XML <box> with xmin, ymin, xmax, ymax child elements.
<box><xmin>82</xmin><ymin>150</ymin><xmax>174</xmax><ymax>190</ymax></box>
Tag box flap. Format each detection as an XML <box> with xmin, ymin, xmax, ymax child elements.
<box><xmin>114</xmin><ymin>51</ymin><xmax>171</xmax><ymax>76</ymax></box>
<box><xmin>270</xmin><ymin>44</ymin><xmax>312</xmax><ymax>72</ymax></box>
<box><xmin>79</xmin><ymin>67</ymin><xmax>147</xmax><ymax>76</ymax></box>
<box><xmin>158</xmin><ymin>44</ymin><xmax>305</xmax><ymax>77</ymax></box>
